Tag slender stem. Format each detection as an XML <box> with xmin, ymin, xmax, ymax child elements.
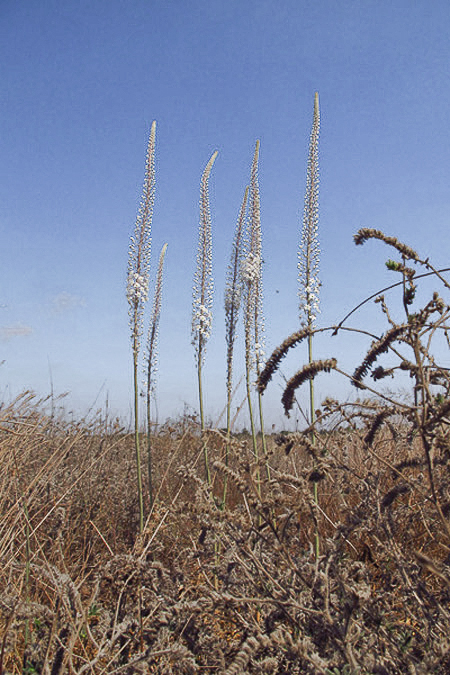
<box><xmin>23</xmin><ymin>498</ymin><xmax>31</xmax><ymax>659</ymax></box>
<box><xmin>146</xmin><ymin>377</ymin><xmax>153</xmax><ymax>512</ymax></box>
<box><xmin>308</xmin><ymin>329</ymin><xmax>320</xmax><ymax>558</ymax></box>
<box><xmin>133</xmin><ymin>355</ymin><xmax>144</xmax><ymax>534</ymax></box>
<box><xmin>246</xmin><ymin>363</ymin><xmax>260</xmax><ymax>495</ymax></box>
<box><xmin>308</xmin><ymin>332</ymin><xmax>316</xmax><ymax>433</ymax></box>
<box><xmin>198</xmin><ymin>349</ymin><xmax>211</xmax><ymax>485</ymax></box>
<box><xmin>222</xmin><ymin>389</ymin><xmax>232</xmax><ymax>507</ymax></box>
<box><xmin>257</xmin><ymin>390</ymin><xmax>270</xmax><ymax>481</ymax></box>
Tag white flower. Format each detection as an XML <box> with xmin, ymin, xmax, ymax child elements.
<box><xmin>127</xmin><ymin>271</ymin><xmax>149</xmax><ymax>303</ymax></box>
<box><xmin>298</xmin><ymin>93</ymin><xmax>320</xmax><ymax>329</ymax></box>
<box><xmin>241</xmin><ymin>253</ymin><xmax>260</xmax><ymax>284</ymax></box>
<box><xmin>191</xmin><ymin>151</ymin><xmax>217</xmax><ymax>362</ymax></box>
<box><xmin>254</xmin><ymin>341</ymin><xmax>265</xmax><ymax>369</ymax></box>
<box><xmin>192</xmin><ymin>301</ymin><xmax>212</xmax><ymax>340</ymax></box>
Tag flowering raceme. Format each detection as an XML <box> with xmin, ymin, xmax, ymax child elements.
<box><xmin>192</xmin><ymin>151</ymin><xmax>218</xmax><ymax>484</ymax></box>
<box><xmin>240</xmin><ymin>252</ymin><xmax>260</xmax><ymax>285</ymax></box>
<box><xmin>127</xmin><ymin>121</ymin><xmax>156</xmax><ymax>361</ymax></box>
<box><xmin>191</xmin><ymin>151</ymin><xmax>217</xmax><ymax>365</ymax></box>
<box><xmin>126</xmin><ymin>271</ymin><xmax>149</xmax><ymax>304</ymax></box>
<box><xmin>298</xmin><ymin>92</ymin><xmax>320</xmax><ymax>329</ymax></box>
<box><xmin>127</xmin><ymin>120</ymin><xmax>156</xmax><ymax>534</ymax></box>
<box><xmin>192</xmin><ymin>301</ymin><xmax>212</xmax><ymax>340</ymax></box>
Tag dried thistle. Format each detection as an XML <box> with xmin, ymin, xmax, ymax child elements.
<box><xmin>282</xmin><ymin>358</ymin><xmax>337</xmax><ymax>416</ymax></box>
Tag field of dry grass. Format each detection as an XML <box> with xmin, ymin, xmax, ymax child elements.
<box><xmin>5</xmin><ymin>107</ymin><xmax>450</xmax><ymax>672</ymax></box>
<box><xmin>1</xmin><ymin>389</ymin><xmax>450</xmax><ymax>674</ymax></box>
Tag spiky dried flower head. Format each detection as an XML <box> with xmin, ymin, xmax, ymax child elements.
<box><xmin>364</xmin><ymin>407</ymin><xmax>400</xmax><ymax>447</ymax></box>
<box><xmin>282</xmin><ymin>358</ymin><xmax>337</xmax><ymax>416</ymax></box>
<box><xmin>242</xmin><ymin>141</ymin><xmax>265</xmax><ymax>373</ymax></box>
<box><xmin>352</xmin><ymin>324</ymin><xmax>408</xmax><ymax>389</ymax></box>
<box><xmin>385</xmin><ymin>259</ymin><xmax>416</xmax><ymax>278</ymax></box>
<box><xmin>145</xmin><ymin>243</ymin><xmax>168</xmax><ymax>392</ymax></box>
<box><xmin>127</xmin><ymin>121</ymin><xmax>156</xmax><ymax>357</ymax></box>
<box><xmin>298</xmin><ymin>92</ymin><xmax>320</xmax><ymax>328</ymax></box>
<box><xmin>354</xmin><ymin>228</ymin><xmax>419</xmax><ymax>261</ymax></box>
<box><xmin>192</xmin><ymin>150</ymin><xmax>218</xmax><ymax>362</ymax></box>
<box><xmin>257</xmin><ymin>326</ymin><xmax>313</xmax><ymax>394</ymax></box>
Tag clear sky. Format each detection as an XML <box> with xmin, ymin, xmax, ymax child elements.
<box><xmin>1</xmin><ymin>0</ymin><xmax>450</xmax><ymax>429</ymax></box>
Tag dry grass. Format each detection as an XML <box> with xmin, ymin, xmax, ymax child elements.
<box><xmin>1</xmin><ymin>389</ymin><xmax>450</xmax><ymax>674</ymax></box>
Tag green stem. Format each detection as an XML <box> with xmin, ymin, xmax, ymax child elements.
<box><xmin>246</xmin><ymin>366</ymin><xmax>260</xmax><ymax>496</ymax></box>
<box><xmin>222</xmin><ymin>388</ymin><xmax>232</xmax><ymax>507</ymax></box>
<box><xmin>133</xmin><ymin>355</ymin><xmax>145</xmax><ymax>534</ymax></box>
<box><xmin>308</xmin><ymin>330</ymin><xmax>319</xmax><ymax>558</ymax></box>
<box><xmin>257</xmin><ymin>389</ymin><xmax>270</xmax><ymax>481</ymax></box>
<box><xmin>146</xmin><ymin>380</ymin><xmax>153</xmax><ymax>512</ymax></box>
<box><xmin>23</xmin><ymin>499</ymin><xmax>31</xmax><ymax>658</ymax></box>
<box><xmin>198</xmin><ymin>351</ymin><xmax>211</xmax><ymax>484</ymax></box>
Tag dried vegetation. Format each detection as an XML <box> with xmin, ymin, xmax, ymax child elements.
<box><xmin>2</xmin><ymin>350</ymin><xmax>450</xmax><ymax>673</ymax></box>
<box><xmin>4</xmin><ymin>113</ymin><xmax>450</xmax><ymax>672</ymax></box>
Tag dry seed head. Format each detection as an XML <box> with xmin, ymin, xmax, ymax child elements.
<box><xmin>352</xmin><ymin>324</ymin><xmax>408</xmax><ymax>388</ymax></box>
<box><xmin>282</xmin><ymin>358</ymin><xmax>337</xmax><ymax>416</ymax></box>
<box><xmin>298</xmin><ymin>92</ymin><xmax>320</xmax><ymax>328</ymax></box>
<box><xmin>257</xmin><ymin>326</ymin><xmax>313</xmax><ymax>394</ymax></box>
<box><xmin>364</xmin><ymin>408</ymin><xmax>394</xmax><ymax>446</ymax></box>
<box><xmin>192</xmin><ymin>151</ymin><xmax>218</xmax><ymax>362</ymax></box>
<box><xmin>354</xmin><ymin>228</ymin><xmax>419</xmax><ymax>261</ymax></box>
<box><xmin>381</xmin><ymin>484</ymin><xmax>409</xmax><ymax>510</ymax></box>
<box><xmin>127</xmin><ymin>121</ymin><xmax>156</xmax><ymax>356</ymax></box>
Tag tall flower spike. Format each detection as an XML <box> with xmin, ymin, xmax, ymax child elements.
<box><xmin>297</xmin><ymin>93</ymin><xmax>321</xmax><ymax>558</ymax></box>
<box><xmin>250</xmin><ymin>141</ymin><xmax>265</xmax><ymax>374</ymax></box>
<box><xmin>223</xmin><ymin>186</ymin><xmax>249</xmax><ymax>504</ymax></box>
<box><xmin>241</xmin><ymin>141</ymin><xmax>269</xmax><ymax>488</ymax></box>
<box><xmin>242</xmin><ymin>140</ymin><xmax>265</xmax><ymax>374</ymax></box>
<box><xmin>298</xmin><ymin>92</ymin><xmax>320</xmax><ymax>328</ymax></box>
<box><xmin>127</xmin><ymin>121</ymin><xmax>156</xmax><ymax>357</ymax></box>
<box><xmin>127</xmin><ymin>120</ymin><xmax>156</xmax><ymax>534</ymax></box>
<box><xmin>145</xmin><ymin>242</ymin><xmax>168</xmax><ymax>512</ymax></box>
<box><xmin>225</xmin><ymin>186</ymin><xmax>249</xmax><ymax>401</ymax></box>
<box><xmin>192</xmin><ymin>151</ymin><xmax>218</xmax><ymax>485</ymax></box>
<box><xmin>192</xmin><ymin>150</ymin><xmax>218</xmax><ymax>363</ymax></box>
<box><xmin>146</xmin><ymin>243</ymin><xmax>168</xmax><ymax>395</ymax></box>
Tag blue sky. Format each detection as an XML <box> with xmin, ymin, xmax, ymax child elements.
<box><xmin>1</xmin><ymin>0</ymin><xmax>450</xmax><ymax>429</ymax></box>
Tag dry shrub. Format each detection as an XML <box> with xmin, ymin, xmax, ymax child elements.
<box><xmin>3</xmin><ymin>234</ymin><xmax>450</xmax><ymax>673</ymax></box>
<box><xmin>1</xmin><ymin>389</ymin><xmax>450</xmax><ymax>674</ymax></box>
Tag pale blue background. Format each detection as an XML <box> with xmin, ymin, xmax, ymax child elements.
<box><xmin>1</xmin><ymin>0</ymin><xmax>449</xmax><ymax>428</ymax></box>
